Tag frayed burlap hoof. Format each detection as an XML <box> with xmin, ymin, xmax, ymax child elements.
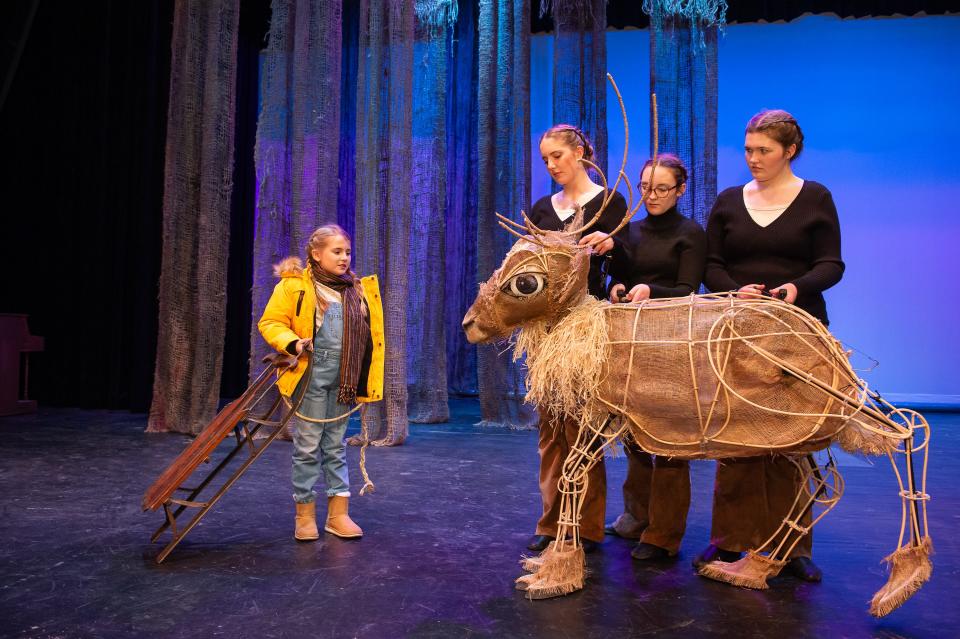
<box><xmin>869</xmin><ymin>537</ymin><xmax>933</xmax><ymax>617</ymax></box>
<box><xmin>515</xmin><ymin>572</ymin><xmax>536</xmax><ymax>592</ymax></box>
<box><xmin>522</xmin><ymin>554</ymin><xmax>545</xmax><ymax>573</ymax></box>
<box><xmin>521</xmin><ymin>542</ymin><xmax>556</xmax><ymax>573</ymax></box>
<box><xmin>698</xmin><ymin>551</ymin><xmax>785</xmax><ymax>590</ymax></box>
<box><xmin>516</xmin><ymin>546</ymin><xmax>586</xmax><ymax>600</ymax></box>
<box><xmin>520</xmin><ymin>541</ymin><xmax>571</xmax><ymax>572</ymax></box>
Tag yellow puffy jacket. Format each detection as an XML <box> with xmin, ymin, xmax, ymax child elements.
<box><xmin>258</xmin><ymin>266</ymin><xmax>384</xmax><ymax>402</ymax></box>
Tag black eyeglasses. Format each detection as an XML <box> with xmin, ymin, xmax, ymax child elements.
<box><xmin>638</xmin><ymin>183</ymin><xmax>679</xmax><ymax>198</ymax></box>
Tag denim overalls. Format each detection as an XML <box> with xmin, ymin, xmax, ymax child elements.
<box><xmin>291</xmin><ymin>299</ymin><xmax>352</xmax><ymax>503</ymax></box>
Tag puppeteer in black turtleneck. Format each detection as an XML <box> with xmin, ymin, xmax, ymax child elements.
<box><xmin>607</xmin><ymin>206</ymin><xmax>707</xmax><ymax>299</ymax></box>
<box><xmin>704</xmin><ymin>181</ymin><xmax>844</xmax><ymax>324</ymax></box>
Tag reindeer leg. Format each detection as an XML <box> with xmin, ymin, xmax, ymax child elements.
<box><xmin>519</xmin><ymin>415</ymin><xmax>610</xmax><ymax>575</ymax></box>
<box><xmin>870</xmin><ymin>411</ymin><xmax>932</xmax><ymax>617</ymax></box>
<box><xmin>516</xmin><ymin>419</ymin><xmax>598</xmax><ymax>580</ymax></box>
<box><xmin>699</xmin><ymin>453</ymin><xmax>843</xmax><ymax>590</ymax></box>
<box><xmin>519</xmin><ymin>428</ymin><xmax>595</xmax><ymax>574</ymax></box>
<box><xmin>517</xmin><ymin>414</ymin><xmax>627</xmax><ymax>599</ymax></box>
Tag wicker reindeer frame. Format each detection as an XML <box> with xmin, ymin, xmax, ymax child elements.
<box><xmin>461</xmin><ymin>75</ymin><xmax>932</xmax><ymax>617</ymax></box>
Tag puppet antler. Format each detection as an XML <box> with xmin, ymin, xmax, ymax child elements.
<box><xmin>496</xmin><ymin>210</ymin><xmax>550</xmax><ymax>245</ymax></box>
<box><xmin>553</xmin><ymin>73</ymin><xmax>632</xmax><ymax>239</ymax></box>
<box><xmin>583</xmin><ymin>90</ymin><xmax>659</xmax><ymax>246</ymax></box>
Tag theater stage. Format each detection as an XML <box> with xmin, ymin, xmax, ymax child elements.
<box><xmin>0</xmin><ymin>399</ymin><xmax>955</xmax><ymax>638</ymax></box>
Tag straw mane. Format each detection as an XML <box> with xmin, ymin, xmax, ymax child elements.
<box><xmin>514</xmin><ymin>297</ymin><xmax>610</xmax><ymax>422</ymax></box>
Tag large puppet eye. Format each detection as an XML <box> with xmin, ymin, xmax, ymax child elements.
<box><xmin>503</xmin><ymin>272</ymin><xmax>546</xmax><ymax>298</ymax></box>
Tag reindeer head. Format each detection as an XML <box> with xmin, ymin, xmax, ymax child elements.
<box><xmin>462</xmin><ymin>233</ymin><xmax>591</xmax><ymax>344</ymax></box>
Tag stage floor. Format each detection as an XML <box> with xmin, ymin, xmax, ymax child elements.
<box><xmin>1</xmin><ymin>399</ymin><xmax>956</xmax><ymax>638</ymax></box>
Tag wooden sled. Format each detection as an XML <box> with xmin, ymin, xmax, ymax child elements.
<box><xmin>142</xmin><ymin>353</ymin><xmax>302</xmax><ymax>563</ymax></box>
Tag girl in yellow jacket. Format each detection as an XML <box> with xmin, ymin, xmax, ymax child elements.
<box><xmin>259</xmin><ymin>224</ymin><xmax>384</xmax><ymax>541</ymax></box>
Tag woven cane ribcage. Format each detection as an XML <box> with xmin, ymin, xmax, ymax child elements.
<box><xmin>598</xmin><ymin>295</ymin><xmax>870</xmax><ymax>459</ymax></box>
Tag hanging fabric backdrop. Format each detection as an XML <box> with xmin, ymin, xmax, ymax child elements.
<box><xmin>406</xmin><ymin>1</ymin><xmax>459</xmax><ymax>424</ymax></box>
<box><xmin>475</xmin><ymin>0</ymin><xmax>537</xmax><ymax>429</ymax></box>
<box><xmin>351</xmin><ymin>0</ymin><xmax>415</xmax><ymax>445</ymax></box>
<box><xmin>646</xmin><ymin>0</ymin><xmax>726</xmax><ymax>228</ymax></box>
<box><xmin>148</xmin><ymin>0</ymin><xmax>240</xmax><ymax>435</ymax></box>
<box><xmin>444</xmin><ymin>0</ymin><xmax>480</xmax><ymax>397</ymax></box>
<box><xmin>150</xmin><ymin>0</ymin><xmax>620</xmax><ymax>435</ymax></box>
<box><xmin>551</xmin><ymin>0</ymin><xmax>608</xmax><ymax>178</ymax></box>
<box><xmin>248</xmin><ymin>0</ymin><xmax>343</xmax><ymax>437</ymax></box>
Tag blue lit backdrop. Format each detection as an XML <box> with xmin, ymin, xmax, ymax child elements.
<box><xmin>531</xmin><ymin>14</ymin><xmax>960</xmax><ymax>402</ymax></box>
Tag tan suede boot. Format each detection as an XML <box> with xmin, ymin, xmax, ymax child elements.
<box><xmin>324</xmin><ymin>495</ymin><xmax>363</xmax><ymax>539</ymax></box>
<box><xmin>294</xmin><ymin>501</ymin><xmax>319</xmax><ymax>541</ymax></box>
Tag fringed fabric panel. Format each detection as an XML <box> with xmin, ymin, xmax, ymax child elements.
<box><xmin>406</xmin><ymin>0</ymin><xmax>458</xmax><ymax>423</ymax></box>
<box><xmin>646</xmin><ymin>0</ymin><xmax>725</xmax><ymax>228</ymax></box>
<box><xmin>250</xmin><ymin>0</ymin><xmax>344</xmax><ymax>413</ymax></box>
<box><xmin>476</xmin><ymin>0</ymin><xmax>537</xmax><ymax>428</ymax></box>
<box><xmin>550</xmin><ymin>0</ymin><xmax>608</xmax><ymax>178</ymax></box>
<box><xmin>149</xmin><ymin>0</ymin><xmax>241</xmax><ymax>434</ymax></box>
<box><xmin>353</xmin><ymin>0</ymin><xmax>416</xmax><ymax>445</ymax></box>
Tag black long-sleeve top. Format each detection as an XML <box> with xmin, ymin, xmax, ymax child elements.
<box><xmin>528</xmin><ymin>189</ymin><xmax>628</xmax><ymax>298</ymax></box>
<box><xmin>704</xmin><ymin>180</ymin><xmax>844</xmax><ymax>324</ymax></box>
<box><xmin>608</xmin><ymin>206</ymin><xmax>706</xmax><ymax>299</ymax></box>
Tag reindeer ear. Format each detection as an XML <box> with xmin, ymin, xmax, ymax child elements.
<box><xmin>552</xmin><ymin>248</ymin><xmax>590</xmax><ymax>312</ymax></box>
<box><xmin>562</xmin><ymin>204</ymin><xmax>585</xmax><ymax>234</ymax></box>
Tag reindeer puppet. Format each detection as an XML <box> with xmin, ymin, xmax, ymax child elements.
<box><xmin>461</xmin><ymin>76</ymin><xmax>932</xmax><ymax>617</ymax></box>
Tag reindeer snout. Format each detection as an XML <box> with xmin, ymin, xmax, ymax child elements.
<box><xmin>462</xmin><ymin>308</ymin><xmax>486</xmax><ymax>344</ymax></box>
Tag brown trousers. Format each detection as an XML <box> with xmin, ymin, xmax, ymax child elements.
<box><xmin>536</xmin><ymin>411</ymin><xmax>606</xmax><ymax>542</ymax></box>
<box><xmin>621</xmin><ymin>443</ymin><xmax>691</xmax><ymax>553</ymax></box>
<box><xmin>710</xmin><ymin>456</ymin><xmax>813</xmax><ymax>558</ymax></box>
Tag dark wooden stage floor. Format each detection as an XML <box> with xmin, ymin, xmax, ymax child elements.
<box><xmin>1</xmin><ymin>399</ymin><xmax>956</xmax><ymax>638</ymax></box>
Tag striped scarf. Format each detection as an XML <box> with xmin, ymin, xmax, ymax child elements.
<box><xmin>310</xmin><ymin>261</ymin><xmax>370</xmax><ymax>404</ymax></box>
